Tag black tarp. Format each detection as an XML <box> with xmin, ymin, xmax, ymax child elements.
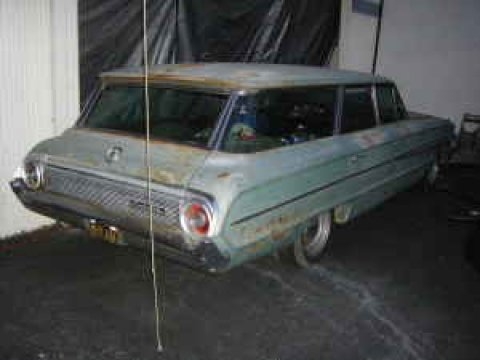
<box><xmin>79</xmin><ymin>0</ymin><xmax>340</xmax><ymax>104</ymax></box>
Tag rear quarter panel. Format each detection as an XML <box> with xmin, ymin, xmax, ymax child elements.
<box><xmin>189</xmin><ymin>116</ymin><xmax>453</xmax><ymax>267</ymax></box>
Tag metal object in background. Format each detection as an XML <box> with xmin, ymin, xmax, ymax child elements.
<box><xmin>352</xmin><ymin>0</ymin><xmax>381</xmax><ymax>16</ymax></box>
<box><xmin>459</xmin><ymin>113</ymin><xmax>480</xmax><ymax>151</ymax></box>
<box><xmin>441</xmin><ymin>163</ymin><xmax>480</xmax><ymax>272</ymax></box>
<box><xmin>371</xmin><ymin>0</ymin><xmax>384</xmax><ymax>74</ymax></box>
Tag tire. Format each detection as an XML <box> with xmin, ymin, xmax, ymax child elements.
<box><xmin>425</xmin><ymin>159</ymin><xmax>440</xmax><ymax>187</ymax></box>
<box><xmin>278</xmin><ymin>212</ymin><xmax>332</xmax><ymax>268</ymax></box>
<box><xmin>408</xmin><ymin>145</ymin><xmax>448</xmax><ymax>194</ymax></box>
<box><xmin>424</xmin><ymin>145</ymin><xmax>450</xmax><ymax>191</ymax></box>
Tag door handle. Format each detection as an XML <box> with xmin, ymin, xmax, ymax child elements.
<box><xmin>348</xmin><ymin>153</ymin><xmax>367</xmax><ymax>165</ymax></box>
<box><xmin>349</xmin><ymin>154</ymin><xmax>359</xmax><ymax>164</ymax></box>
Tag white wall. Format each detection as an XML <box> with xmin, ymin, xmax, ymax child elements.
<box><xmin>339</xmin><ymin>0</ymin><xmax>480</xmax><ymax>128</ymax></box>
<box><xmin>0</xmin><ymin>0</ymin><xmax>79</xmax><ymax>238</ymax></box>
<box><xmin>339</xmin><ymin>0</ymin><xmax>379</xmax><ymax>73</ymax></box>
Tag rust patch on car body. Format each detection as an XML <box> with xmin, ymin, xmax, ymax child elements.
<box><xmin>271</xmin><ymin>228</ymin><xmax>290</xmax><ymax>242</ymax></box>
<box><xmin>217</xmin><ymin>172</ymin><xmax>231</xmax><ymax>179</ymax></box>
<box><xmin>150</xmin><ymin>168</ymin><xmax>177</xmax><ymax>185</ymax></box>
<box><xmin>355</xmin><ymin>130</ymin><xmax>386</xmax><ymax>148</ymax></box>
<box><xmin>100</xmin><ymin>63</ymin><xmax>392</xmax><ymax>92</ymax></box>
<box><xmin>242</xmin><ymin>238</ymin><xmax>272</xmax><ymax>255</ymax></box>
<box><xmin>102</xmin><ymin>74</ymin><xmax>239</xmax><ymax>92</ymax></box>
<box><xmin>237</xmin><ymin>214</ymin><xmax>296</xmax><ymax>245</ymax></box>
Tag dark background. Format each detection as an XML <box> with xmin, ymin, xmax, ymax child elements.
<box><xmin>78</xmin><ymin>0</ymin><xmax>340</xmax><ymax>104</ymax></box>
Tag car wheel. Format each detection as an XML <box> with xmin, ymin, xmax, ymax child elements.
<box><xmin>290</xmin><ymin>212</ymin><xmax>332</xmax><ymax>268</ymax></box>
<box><xmin>424</xmin><ymin>145</ymin><xmax>450</xmax><ymax>192</ymax></box>
<box><xmin>425</xmin><ymin>160</ymin><xmax>440</xmax><ymax>186</ymax></box>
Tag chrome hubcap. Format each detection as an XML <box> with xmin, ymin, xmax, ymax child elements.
<box><xmin>302</xmin><ymin>212</ymin><xmax>331</xmax><ymax>258</ymax></box>
<box><xmin>427</xmin><ymin>162</ymin><xmax>439</xmax><ymax>184</ymax></box>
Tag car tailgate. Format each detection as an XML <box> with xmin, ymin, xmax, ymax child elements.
<box><xmin>30</xmin><ymin>128</ymin><xmax>211</xmax><ymax>187</ymax></box>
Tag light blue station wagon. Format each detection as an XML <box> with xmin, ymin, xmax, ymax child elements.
<box><xmin>11</xmin><ymin>63</ymin><xmax>454</xmax><ymax>272</ymax></box>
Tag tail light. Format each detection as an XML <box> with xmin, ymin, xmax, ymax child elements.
<box><xmin>180</xmin><ymin>201</ymin><xmax>213</xmax><ymax>237</ymax></box>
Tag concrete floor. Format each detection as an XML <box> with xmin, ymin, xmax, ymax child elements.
<box><xmin>1</xmin><ymin>167</ymin><xmax>480</xmax><ymax>360</ymax></box>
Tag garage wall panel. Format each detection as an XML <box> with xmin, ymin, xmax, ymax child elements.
<box><xmin>376</xmin><ymin>0</ymin><xmax>480</xmax><ymax>129</ymax></box>
<box><xmin>339</xmin><ymin>0</ymin><xmax>480</xmax><ymax>128</ymax></box>
<box><xmin>338</xmin><ymin>0</ymin><xmax>378</xmax><ymax>73</ymax></box>
<box><xmin>51</xmin><ymin>0</ymin><xmax>80</xmax><ymax>134</ymax></box>
<box><xmin>0</xmin><ymin>0</ymin><xmax>79</xmax><ymax>238</ymax></box>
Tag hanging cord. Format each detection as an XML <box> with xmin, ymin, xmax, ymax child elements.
<box><xmin>143</xmin><ymin>0</ymin><xmax>164</xmax><ymax>352</ymax></box>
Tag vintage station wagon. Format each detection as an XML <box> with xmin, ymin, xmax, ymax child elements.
<box><xmin>11</xmin><ymin>63</ymin><xmax>454</xmax><ymax>272</ymax></box>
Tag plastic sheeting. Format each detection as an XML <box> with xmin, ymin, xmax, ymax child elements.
<box><xmin>79</xmin><ymin>0</ymin><xmax>340</xmax><ymax>103</ymax></box>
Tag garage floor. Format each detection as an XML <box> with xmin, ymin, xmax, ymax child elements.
<box><xmin>1</xmin><ymin>166</ymin><xmax>480</xmax><ymax>360</ymax></box>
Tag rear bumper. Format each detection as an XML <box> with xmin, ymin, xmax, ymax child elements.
<box><xmin>10</xmin><ymin>178</ymin><xmax>230</xmax><ymax>273</ymax></box>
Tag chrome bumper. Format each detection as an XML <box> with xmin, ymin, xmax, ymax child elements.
<box><xmin>10</xmin><ymin>176</ymin><xmax>230</xmax><ymax>273</ymax></box>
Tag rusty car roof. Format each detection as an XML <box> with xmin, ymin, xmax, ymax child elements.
<box><xmin>100</xmin><ymin>63</ymin><xmax>391</xmax><ymax>91</ymax></box>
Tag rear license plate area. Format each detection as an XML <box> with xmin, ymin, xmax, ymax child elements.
<box><xmin>87</xmin><ymin>220</ymin><xmax>122</xmax><ymax>245</ymax></box>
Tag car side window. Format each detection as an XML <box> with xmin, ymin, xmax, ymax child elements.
<box><xmin>393</xmin><ymin>86</ymin><xmax>408</xmax><ymax>120</ymax></box>
<box><xmin>340</xmin><ymin>87</ymin><xmax>376</xmax><ymax>133</ymax></box>
<box><xmin>222</xmin><ymin>87</ymin><xmax>337</xmax><ymax>153</ymax></box>
<box><xmin>376</xmin><ymin>85</ymin><xmax>398</xmax><ymax>124</ymax></box>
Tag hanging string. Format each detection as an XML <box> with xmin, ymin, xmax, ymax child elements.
<box><xmin>143</xmin><ymin>0</ymin><xmax>164</xmax><ymax>352</ymax></box>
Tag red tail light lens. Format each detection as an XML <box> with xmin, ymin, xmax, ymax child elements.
<box><xmin>181</xmin><ymin>202</ymin><xmax>211</xmax><ymax>237</ymax></box>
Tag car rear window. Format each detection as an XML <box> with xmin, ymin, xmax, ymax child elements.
<box><xmin>82</xmin><ymin>86</ymin><xmax>227</xmax><ymax>147</ymax></box>
<box><xmin>222</xmin><ymin>87</ymin><xmax>337</xmax><ymax>153</ymax></box>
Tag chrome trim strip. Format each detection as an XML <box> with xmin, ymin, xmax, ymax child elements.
<box><xmin>42</xmin><ymin>165</ymin><xmax>181</xmax><ymax>228</ymax></box>
<box><xmin>372</xmin><ymin>84</ymin><xmax>380</xmax><ymax>126</ymax></box>
<box><xmin>36</xmin><ymin>161</ymin><xmax>219</xmax><ymax>236</ymax></box>
<box><xmin>231</xmin><ymin>140</ymin><xmax>439</xmax><ymax>226</ymax></box>
<box><xmin>212</xmin><ymin>91</ymin><xmax>241</xmax><ymax>151</ymax></box>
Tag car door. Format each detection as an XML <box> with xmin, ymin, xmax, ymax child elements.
<box><xmin>337</xmin><ymin>85</ymin><xmax>397</xmax><ymax>204</ymax></box>
<box><xmin>375</xmin><ymin>83</ymin><xmax>443</xmax><ymax>185</ymax></box>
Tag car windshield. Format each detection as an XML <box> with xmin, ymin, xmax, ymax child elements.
<box><xmin>82</xmin><ymin>85</ymin><xmax>227</xmax><ymax>147</ymax></box>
